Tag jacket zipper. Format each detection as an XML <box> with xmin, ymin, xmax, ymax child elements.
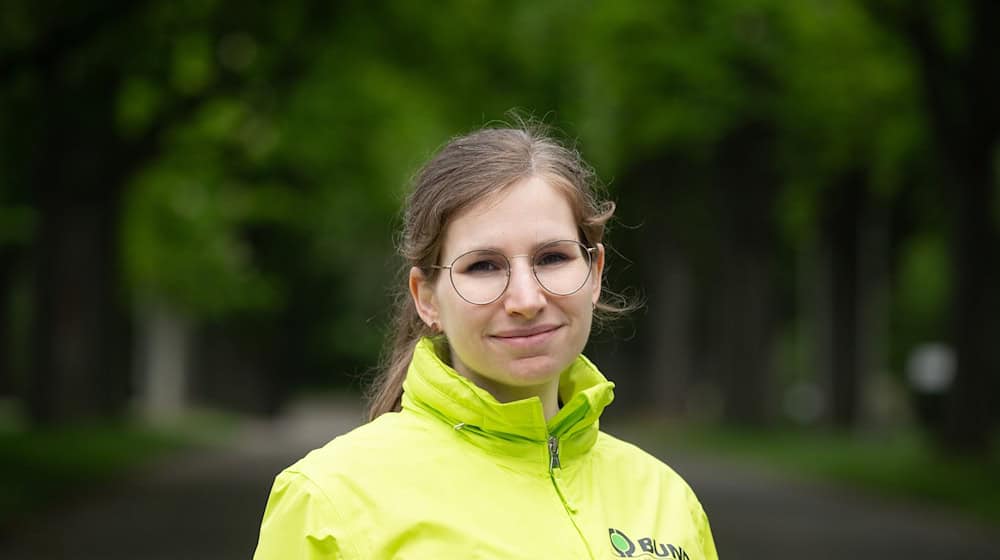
<box><xmin>455</xmin><ymin>425</ymin><xmax>592</xmax><ymax>557</ymax></box>
<box><xmin>547</xmin><ymin>435</ymin><xmax>594</xmax><ymax>559</ymax></box>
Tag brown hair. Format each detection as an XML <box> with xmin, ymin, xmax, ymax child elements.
<box><xmin>365</xmin><ymin>121</ymin><xmax>629</xmax><ymax>420</ymax></box>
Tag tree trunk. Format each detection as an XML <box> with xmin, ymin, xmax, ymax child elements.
<box><xmin>718</xmin><ymin>250</ymin><xmax>773</xmax><ymax>424</ymax></box>
<box><xmin>606</xmin><ymin>153</ymin><xmax>704</xmax><ymax>416</ymax></box>
<box><xmin>716</xmin><ymin>121</ymin><xmax>778</xmax><ymax>426</ymax></box>
<box><xmin>135</xmin><ymin>300</ymin><xmax>192</xmax><ymax>423</ymax></box>
<box><xmin>825</xmin><ymin>173</ymin><xmax>863</xmax><ymax>429</ymax></box>
<box><xmin>0</xmin><ymin>248</ymin><xmax>14</xmax><ymax>396</ymax></box>
<box><xmin>857</xmin><ymin>203</ymin><xmax>893</xmax><ymax>430</ymax></box>
<box><xmin>28</xmin><ymin>198</ymin><xmax>131</xmax><ymax>423</ymax></box>
<box><xmin>944</xmin><ymin>157</ymin><xmax>996</xmax><ymax>452</ymax></box>
<box><xmin>645</xmin><ymin>244</ymin><xmax>695</xmax><ymax>415</ymax></box>
<box><xmin>25</xmin><ymin>63</ymin><xmax>132</xmax><ymax>424</ymax></box>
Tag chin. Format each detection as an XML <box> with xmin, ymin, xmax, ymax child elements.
<box><xmin>501</xmin><ymin>354</ymin><xmax>570</xmax><ymax>385</ymax></box>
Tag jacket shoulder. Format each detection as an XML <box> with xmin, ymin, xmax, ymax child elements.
<box><xmin>257</xmin><ymin>412</ymin><xmax>440</xmax><ymax>559</ymax></box>
<box><xmin>254</xmin><ymin>468</ymin><xmax>353</xmax><ymax>559</ymax></box>
<box><xmin>592</xmin><ymin>430</ymin><xmax>701</xmax><ymax>496</ymax></box>
<box><xmin>290</xmin><ymin>411</ymin><xmax>435</xmax><ymax>481</ymax></box>
<box><xmin>593</xmin><ymin>430</ymin><xmax>680</xmax><ymax>468</ymax></box>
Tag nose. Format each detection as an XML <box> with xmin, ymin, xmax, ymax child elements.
<box><xmin>503</xmin><ymin>259</ymin><xmax>546</xmax><ymax>318</ymax></box>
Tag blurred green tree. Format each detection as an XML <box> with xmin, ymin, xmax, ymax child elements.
<box><xmin>0</xmin><ymin>0</ymin><xmax>994</xmax><ymax>455</ymax></box>
<box><xmin>0</xmin><ymin>0</ymin><xmax>345</xmax><ymax>422</ymax></box>
<box><xmin>865</xmin><ymin>0</ymin><xmax>1000</xmax><ymax>454</ymax></box>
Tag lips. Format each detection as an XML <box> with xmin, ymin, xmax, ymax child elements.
<box><xmin>489</xmin><ymin>325</ymin><xmax>563</xmax><ymax>349</ymax></box>
<box><xmin>492</xmin><ymin>324</ymin><xmax>562</xmax><ymax>339</ymax></box>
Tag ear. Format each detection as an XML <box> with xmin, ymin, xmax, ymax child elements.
<box><xmin>409</xmin><ymin>266</ymin><xmax>440</xmax><ymax>328</ymax></box>
<box><xmin>591</xmin><ymin>243</ymin><xmax>605</xmax><ymax>306</ymax></box>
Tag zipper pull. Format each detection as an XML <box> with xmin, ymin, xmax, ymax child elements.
<box><xmin>548</xmin><ymin>436</ymin><xmax>561</xmax><ymax>470</ymax></box>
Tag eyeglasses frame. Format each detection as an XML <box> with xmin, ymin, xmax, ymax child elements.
<box><xmin>428</xmin><ymin>240</ymin><xmax>597</xmax><ymax>305</ymax></box>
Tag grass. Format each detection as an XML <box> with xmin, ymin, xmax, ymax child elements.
<box><xmin>619</xmin><ymin>420</ymin><xmax>1000</xmax><ymax>526</ymax></box>
<box><xmin>0</xmin><ymin>409</ymin><xmax>240</xmax><ymax>529</ymax></box>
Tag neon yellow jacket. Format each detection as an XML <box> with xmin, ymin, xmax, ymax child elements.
<box><xmin>253</xmin><ymin>338</ymin><xmax>718</xmax><ymax>559</ymax></box>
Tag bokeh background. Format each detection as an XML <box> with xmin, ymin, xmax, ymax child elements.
<box><xmin>1</xmin><ymin>0</ymin><xmax>998</xmax><ymax>558</ymax></box>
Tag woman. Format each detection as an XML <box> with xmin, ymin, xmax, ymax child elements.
<box><xmin>253</xmin><ymin>123</ymin><xmax>718</xmax><ymax>559</ymax></box>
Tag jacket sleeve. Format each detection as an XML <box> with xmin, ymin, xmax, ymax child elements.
<box><xmin>253</xmin><ymin>470</ymin><xmax>350</xmax><ymax>560</ymax></box>
<box><xmin>692</xmin><ymin>495</ymin><xmax>719</xmax><ymax>560</ymax></box>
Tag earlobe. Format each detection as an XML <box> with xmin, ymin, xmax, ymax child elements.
<box><xmin>409</xmin><ymin>266</ymin><xmax>439</xmax><ymax>328</ymax></box>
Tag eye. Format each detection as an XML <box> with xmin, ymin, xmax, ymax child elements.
<box><xmin>535</xmin><ymin>250</ymin><xmax>574</xmax><ymax>267</ymax></box>
<box><xmin>466</xmin><ymin>259</ymin><xmax>503</xmax><ymax>273</ymax></box>
<box><xmin>455</xmin><ymin>251</ymin><xmax>508</xmax><ymax>275</ymax></box>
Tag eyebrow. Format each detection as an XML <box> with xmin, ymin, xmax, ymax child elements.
<box><xmin>454</xmin><ymin>238</ymin><xmax>569</xmax><ymax>256</ymax></box>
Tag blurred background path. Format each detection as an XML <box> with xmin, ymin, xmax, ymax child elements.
<box><xmin>1</xmin><ymin>397</ymin><xmax>997</xmax><ymax>560</ymax></box>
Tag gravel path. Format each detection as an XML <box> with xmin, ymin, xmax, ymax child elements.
<box><xmin>666</xmin><ymin>453</ymin><xmax>1000</xmax><ymax>559</ymax></box>
<box><xmin>1</xmin><ymin>397</ymin><xmax>997</xmax><ymax>559</ymax></box>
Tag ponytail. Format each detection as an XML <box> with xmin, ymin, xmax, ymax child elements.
<box><xmin>366</xmin><ymin>288</ymin><xmax>432</xmax><ymax>420</ymax></box>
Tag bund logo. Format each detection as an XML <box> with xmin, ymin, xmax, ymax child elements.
<box><xmin>608</xmin><ymin>528</ymin><xmax>691</xmax><ymax>559</ymax></box>
<box><xmin>609</xmin><ymin>528</ymin><xmax>636</xmax><ymax>556</ymax></box>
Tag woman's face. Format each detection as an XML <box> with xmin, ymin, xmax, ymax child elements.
<box><xmin>410</xmin><ymin>176</ymin><xmax>604</xmax><ymax>400</ymax></box>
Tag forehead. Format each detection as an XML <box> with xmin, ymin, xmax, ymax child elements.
<box><xmin>441</xmin><ymin>176</ymin><xmax>578</xmax><ymax>257</ymax></box>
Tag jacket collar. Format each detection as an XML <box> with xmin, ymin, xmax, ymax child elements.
<box><xmin>401</xmin><ymin>337</ymin><xmax>615</xmax><ymax>461</ymax></box>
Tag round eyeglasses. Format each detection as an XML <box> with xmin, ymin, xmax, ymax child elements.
<box><xmin>430</xmin><ymin>240</ymin><xmax>597</xmax><ymax>305</ymax></box>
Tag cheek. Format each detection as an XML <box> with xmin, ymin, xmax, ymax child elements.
<box><xmin>576</xmin><ymin>301</ymin><xmax>595</xmax><ymax>334</ymax></box>
<box><xmin>432</xmin><ymin>279</ymin><xmax>460</xmax><ymax>319</ymax></box>
<box><xmin>439</xmin><ymin>306</ymin><xmax>494</xmax><ymax>368</ymax></box>
<box><xmin>437</xmin><ymin>292</ymin><xmax>486</xmax><ymax>333</ymax></box>
<box><xmin>568</xmin><ymin>294</ymin><xmax>596</xmax><ymax>339</ymax></box>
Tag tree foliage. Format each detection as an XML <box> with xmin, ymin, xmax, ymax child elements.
<box><xmin>1</xmin><ymin>0</ymin><xmax>996</xmax><ymax>451</ymax></box>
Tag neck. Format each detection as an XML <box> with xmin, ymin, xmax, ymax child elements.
<box><xmin>460</xmin><ymin>370</ymin><xmax>562</xmax><ymax>421</ymax></box>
